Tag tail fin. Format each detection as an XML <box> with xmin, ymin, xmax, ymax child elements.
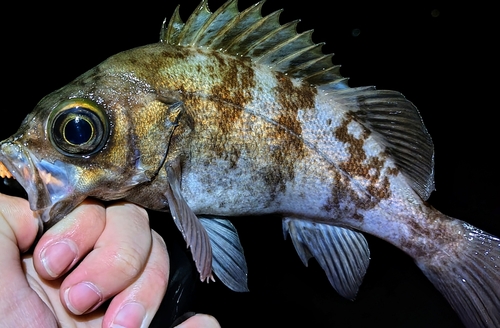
<box><xmin>416</xmin><ymin>221</ymin><xmax>500</xmax><ymax>328</ymax></box>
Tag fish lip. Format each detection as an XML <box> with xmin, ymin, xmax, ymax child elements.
<box><xmin>0</xmin><ymin>140</ymin><xmax>52</xmax><ymax>218</ymax></box>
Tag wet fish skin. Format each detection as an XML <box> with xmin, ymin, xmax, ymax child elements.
<box><xmin>0</xmin><ymin>0</ymin><xmax>500</xmax><ymax>328</ymax></box>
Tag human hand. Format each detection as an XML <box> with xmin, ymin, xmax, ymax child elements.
<box><xmin>0</xmin><ymin>193</ymin><xmax>220</xmax><ymax>328</ymax></box>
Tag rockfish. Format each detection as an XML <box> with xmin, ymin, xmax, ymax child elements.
<box><xmin>0</xmin><ymin>1</ymin><xmax>498</xmax><ymax>327</ymax></box>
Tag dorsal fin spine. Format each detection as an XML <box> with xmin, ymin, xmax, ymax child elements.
<box><xmin>256</xmin><ymin>29</ymin><xmax>315</xmax><ymax>67</ymax></box>
<box><xmin>304</xmin><ymin>65</ymin><xmax>343</xmax><ymax>85</ymax></box>
<box><xmin>177</xmin><ymin>0</ymin><xmax>212</xmax><ymax>46</ymax></box>
<box><xmin>283</xmin><ymin>49</ymin><xmax>330</xmax><ymax>77</ymax></box>
<box><xmin>161</xmin><ymin>5</ymin><xmax>183</xmax><ymax>44</ymax></box>
<box><xmin>246</xmin><ymin>19</ymin><xmax>300</xmax><ymax>60</ymax></box>
<box><xmin>224</xmin><ymin>9</ymin><xmax>283</xmax><ymax>54</ymax></box>
<box><xmin>210</xmin><ymin>1</ymin><xmax>267</xmax><ymax>51</ymax></box>
<box><xmin>273</xmin><ymin>41</ymin><xmax>322</xmax><ymax>72</ymax></box>
<box><xmin>160</xmin><ymin>0</ymin><xmax>349</xmax><ymax>87</ymax></box>
<box><xmin>195</xmin><ymin>0</ymin><xmax>239</xmax><ymax>46</ymax></box>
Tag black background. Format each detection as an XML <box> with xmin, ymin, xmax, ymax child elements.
<box><xmin>2</xmin><ymin>1</ymin><xmax>498</xmax><ymax>327</ymax></box>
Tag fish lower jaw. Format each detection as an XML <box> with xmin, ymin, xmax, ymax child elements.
<box><xmin>0</xmin><ymin>142</ymin><xmax>55</xmax><ymax>215</ymax></box>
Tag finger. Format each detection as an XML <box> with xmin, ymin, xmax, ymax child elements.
<box><xmin>33</xmin><ymin>198</ymin><xmax>106</xmax><ymax>279</ymax></box>
<box><xmin>58</xmin><ymin>202</ymin><xmax>153</xmax><ymax>315</ymax></box>
<box><xmin>0</xmin><ymin>193</ymin><xmax>39</xmax><ymax>251</ymax></box>
<box><xmin>103</xmin><ymin>230</ymin><xmax>169</xmax><ymax>328</ymax></box>
<box><xmin>173</xmin><ymin>314</ymin><xmax>221</xmax><ymax>328</ymax></box>
<box><xmin>0</xmin><ymin>194</ymin><xmax>57</xmax><ymax>327</ymax></box>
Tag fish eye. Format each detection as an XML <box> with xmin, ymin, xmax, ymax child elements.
<box><xmin>48</xmin><ymin>98</ymin><xmax>109</xmax><ymax>156</ymax></box>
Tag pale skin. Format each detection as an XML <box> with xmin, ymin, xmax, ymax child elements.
<box><xmin>0</xmin><ymin>193</ymin><xmax>220</xmax><ymax>328</ymax></box>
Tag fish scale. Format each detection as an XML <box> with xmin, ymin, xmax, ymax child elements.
<box><xmin>0</xmin><ymin>1</ymin><xmax>498</xmax><ymax>327</ymax></box>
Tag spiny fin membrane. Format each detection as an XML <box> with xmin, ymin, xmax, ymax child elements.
<box><xmin>160</xmin><ymin>0</ymin><xmax>348</xmax><ymax>89</ymax></box>
<box><xmin>283</xmin><ymin>218</ymin><xmax>370</xmax><ymax>300</ymax></box>
<box><xmin>199</xmin><ymin>217</ymin><xmax>249</xmax><ymax>292</ymax></box>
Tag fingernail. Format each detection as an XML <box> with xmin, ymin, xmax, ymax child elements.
<box><xmin>40</xmin><ymin>240</ymin><xmax>78</xmax><ymax>278</ymax></box>
<box><xmin>112</xmin><ymin>302</ymin><xmax>146</xmax><ymax>328</ymax></box>
<box><xmin>64</xmin><ymin>282</ymin><xmax>102</xmax><ymax>315</ymax></box>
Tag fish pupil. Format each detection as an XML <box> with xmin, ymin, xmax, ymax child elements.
<box><xmin>64</xmin><ymin>116</ymin><xmax>93</xmax><ymax>145</ymax></box>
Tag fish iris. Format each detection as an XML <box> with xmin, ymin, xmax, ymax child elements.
<box><xmin>48</xmin><ymin>98</ymin><xmax>109</xmax><ymax>156</ymax></box>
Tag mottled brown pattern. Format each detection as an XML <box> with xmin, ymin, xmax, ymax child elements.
<box><xmin>105</xmin><ymin>46</ymin><xmax>192</xmax><ymax>95</ymax></box>
<box><xmin>167</xmin><ymin>50</ymin><xmax>258</xmax><ymax>170</ymax></box>
<box><xmin>320</xmin><ymin>114</ymin><xmax>403</xmax><ymax>217</ymax></box>
<box><xmin>207</xmin><ymin>52</ymin><xmax>256</xmax><ymax>165</ymax></box>
<box><xmin>274</xmin><ymin>73</ymin><xmax>317</xmax><ymax>112</ymax></box>
<box><xmin>399</xmin><ymin>207</ymin><xmax>461</xmax><ymax>258</ymax></box>
<box><xmin>322</xmin><ymin>178</ymin><xmax>341</xmax><ymax>213</ymax></box>
<box><xmin>322</xmin><ymin>169</ymin><xmax>371</xmax><ymax>217</ymax></box>
<box><xmin>210</xmin><ymin>52</ymin><xmax>255</xmax><ymax>130</ymax></box>
<box><xmin>261</xmin><ymin>73</ymin><xmax>316</xmax><ymax>194</ymax></box>
<box><xmin>334</xmin><ymin>115</ymin><xmax>369</xmax><ymax>177</ymax></box>
<box><xmin>334</xmin><ymin>115</ymin><xmax>395</xmax><ymax>201</ymax></box>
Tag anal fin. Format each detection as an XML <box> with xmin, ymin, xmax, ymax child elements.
<box><xmin>165</xmin><ymin>161</ymin><xmax>213</xmax><ymax>282</ymax></box>
<box><xmin>283</xmin><ymin>218</ymin><xmax>370</xmax><ymax>300</ymax></box>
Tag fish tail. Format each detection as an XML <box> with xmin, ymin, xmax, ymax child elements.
<box><xmin>415</xmin><ymin>220</ymin><xmax>500</xmax><ymax>328</ymax></box>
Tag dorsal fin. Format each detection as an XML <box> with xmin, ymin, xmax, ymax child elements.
<box><xmin>160</xmin><ymin>0</ymin><xmax>435</xmax><ymax>200</ymax></box>
<box><xmin>160</xmin><ymin>0</ymin><xmax>348</xmax><ymax>89</ymax></box>
<box><xmin>332</xmin><ymin>87</ymin><xmax>435</xmax><ymax>200</ymax></box>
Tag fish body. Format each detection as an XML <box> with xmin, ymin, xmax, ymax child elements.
<box><xmin>0</xmin><ymin>1</ymin><xmax>499</xmax><ymax>327</ymax></box>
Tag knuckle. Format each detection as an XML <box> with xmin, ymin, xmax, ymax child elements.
<box><xmin>110</xmin><ymin>246</ymin><xmax>144</xmax><ymax>280</ymax></box>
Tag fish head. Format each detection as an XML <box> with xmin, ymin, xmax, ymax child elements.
<box><xmin>0</xmin><ymin>56</ymin><xmax>183</xmax><ymax>226</ymax></box>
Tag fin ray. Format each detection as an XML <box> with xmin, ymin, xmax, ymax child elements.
<box><xmin>159</xmin><ymin>0</ymin><xmax>348</xmax><ymax>87</ymax></box>
<box><xmin>199</xmin><ymin>217</ymin><xmax>249</xmax><ymax>292</ymax></box>
<box><xmin>164</xmin><ymin>160</ymin><xmax>213</xmax><ymax>282</ymax></box>
<box><xmin>416</xmin><ymin>222</ymin><xmax>500</xmax><ymax>328</ymax></box>
<box><xmin>161</xmin><ymin>5</ymin><xmax>183</xmax><ymax>44</ymax></box>
<box><xmin>224</xmin><ymin>8</ymin><xmax>284</xmax><ymax>55</ymax></box>
<box><xmin>195</xmin><ymin>0</ymin><xmax>241</xmax><ymax>46</ymax></box>
<box><xmin>283</xmin><ymin>218</ymin><xmax>370</xmax><ymax>300</ymax></box>
<box><xmin>176</xmin><ymin>0</ymin><xmax>213</xmax><ymax>46</ymax></box>
<box><xmin>333</xmin><ymin>87</ymin><xmax>435</xmax><ymax>200</ymax></box>
<box><xmin>240</xmin><ymin>18</ymin><xmax>297</xmax><ymax>58</ymax></box>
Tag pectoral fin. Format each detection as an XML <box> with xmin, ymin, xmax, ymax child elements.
<box><xmin>283</xmin><ymin>218</ymin><xmax>370</xmax><ymax>300</ymax></box>
<box><xmin>199</xmin><ymin>217</ymin><xmax>249</xmax><ymax>292</ymax></box>
<box><xmin>165</xmin><ymin>161</ymin><xmax>213</xmax><ymax>282</ymax></box>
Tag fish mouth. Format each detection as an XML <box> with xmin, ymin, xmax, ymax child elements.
<box><xmin>0</xmin><ymin>140</ymin><xmax>76</xmax><ymax>223</ymax></box>
<box><xmin>0</xmin><ymin>140</ymin><xmax>51</xmax><ymax>218</ymax></box>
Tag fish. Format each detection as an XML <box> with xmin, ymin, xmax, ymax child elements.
<box><xmin>0</xmin><ymin>1</ymin><xmax>499</xmax><ymax>327</ymax></box>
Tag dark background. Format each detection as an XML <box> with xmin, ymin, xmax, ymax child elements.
<box><xmin>2</xmin><ymin>1</ymin><xmax>498</xmax><ymax>327</ymax></box>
